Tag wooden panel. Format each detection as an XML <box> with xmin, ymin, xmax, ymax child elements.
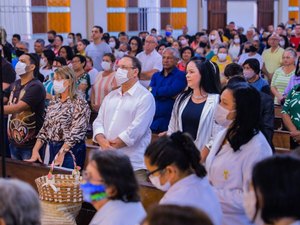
<box><xmin>161</xmin><ymin>13</ymin><xmax>171</xmax><ymax>30</ymax></box>
<box><xmin>171</xmin><ymin>13</ymin><xmax>187</xmax><ymax>29</ymax></box>
<box><xmin>257</xmin><ymin>0</ymin><xmax>274</xmax><ymax>30</ymax></box>
<box><xmin>32</xmin><ymin>0</ymin><xmax>47</xmax><ymax>6</ymax></box>
<box><xmin>32</xmin><ymin>13</ymin><xmax>48</xmax><ymax>33</ymax></box>
<box><xmin>128</xmin><ymin>13</ymin><xmax>138</xmax><ymax>31</ymax></box>
<box><xmin>171</xmin><ymin>0</ymin><xmax>186</xmax><ymax>7</ymax></box>
<box><xmin>128</xmin><ymin>0</ymin><xmax>138</xmax><ymax>7</ymax></box>
<box><xmin>273</xmin><ymin>130</ymin><xmax>291</xmax><ymax>151</ymax></box>
<box><xmin>107</xmin><ymin>0</ymin><xmax>126</xmax><ymax>7</ymax></box>
<box><xmin>48</xmin><ymin>12</ymin><xmax>71</xmax><ymax>33</ymax></box>
<box><xmin>207</xmin><ymin>0</ymin><xmax>227</xmax><ymax>31</ymax></box>
<box><xmin>161</xmin><ymin>0</ymin><xmax>171</xmax><ymax>7</ymax></box>
<box><xmin>108</xmin><ymin>13</ymin><xmax>127</xmax><ymax>32</ymax></box>
<box><xmin>47</xmin><ymin>0</ymin><xmax>70</xmax><ymax>7</ymax></box>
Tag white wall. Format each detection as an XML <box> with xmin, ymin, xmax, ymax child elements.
<box><xmin>139</xmin><ymin>0</ymin><xmax>161</xmax><ymax>33</ymax></box>
<box><xmin>187</xmin><ymin>0</ymin><xmax>199</xmax><ymax>35</ymax></box>
<box><xmin>227</xmin><ymin>1</ymin><xmax>257</xmax><ymax>30</ymax></box>
<box><xmin>70</xmin><ymin>0</ymin><xmax>87</xmax><ymax>38</ymax></box>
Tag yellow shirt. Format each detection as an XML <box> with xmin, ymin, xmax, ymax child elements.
<box><xmin>262</xmin><ymin>47</ymin><xmax>284</xmax><ymax>74</ymax></box>
<box><xmin>211</xmin><ymin>55</ymin><xmax>232</xmax><ymax>74</ymax></box>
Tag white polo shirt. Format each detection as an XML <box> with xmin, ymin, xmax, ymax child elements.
<box><xmin>136</xmin><ymin>49</ymin><xmax>163</xmax><ymax>88</ymax></box>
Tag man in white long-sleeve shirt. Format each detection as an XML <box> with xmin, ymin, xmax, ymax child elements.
<box><xmin>93</xmin><ymin>55</ymin><xmax>155</xmax><ymax>181</ymax></box>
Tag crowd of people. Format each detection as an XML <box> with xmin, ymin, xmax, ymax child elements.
<box><xmin>1</xmin><ymin>20</ymin><xmax>300</xmax><ymax>225</ymax></box>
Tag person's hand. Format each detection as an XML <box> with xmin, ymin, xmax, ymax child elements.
<box><xmin>53</xmin><ymin>151</ymin><xmax>66</xmax><ymax>167</ymax></box>
<box><xmin>25</xmin><ymin>151</ymin><xmax>43</xmax><ymax>163</ymax></box>
<box><xmin>158</xmin><ymin>131</ymin><xmax>167</xmax><ymax>137</ymax></box>
<box><xmin>290</xmin><ymin>130</ymin><xmax>300</xmax><ymax>143</ymax></box>
<box><xmin>99</xmin><ymin>137</ymin><xmax>114</xmax><ymax>150</ymax></box>
<box><xmin>109</xmin><ymin>137</ymin><xmax>126</xmax><ymax>149</ymax></box>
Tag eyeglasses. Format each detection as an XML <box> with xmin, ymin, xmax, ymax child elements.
<box><xmin>115</xmin><ymin>65</ymin><xmax>136</xmax><ymax>70</ymax></box>
<box><xmin>130</xmin><ymin>42</ymin><xmax>138</xmax><ymax>46</ymax></box>
<box><xmin>145</xmin><ymin>40</ymin><xmax>156</xmax><ymax>44</ymax></box>
<box><xmin>146</xmin><ymin>167</ymin><xmax>165</xmax><ymax>178</ymax></box>
<box><xmin>82</xmin><ymin>170</ymin><xmax>104</xmax><ymax>183</ymax></box>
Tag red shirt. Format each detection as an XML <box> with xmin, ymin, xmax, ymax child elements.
<box><xmin>290</xmin><ymin>36</ymin><xmax>300</xmax><ymax>49</ymax></box>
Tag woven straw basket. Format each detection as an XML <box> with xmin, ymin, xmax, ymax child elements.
<box><xmin>35</xmin><ymin>151</ymin><xmax>83</xmax><ymax>225</ymax></box>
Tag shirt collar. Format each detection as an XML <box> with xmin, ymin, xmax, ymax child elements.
<box><xmin>160</xmin><ymin>66</ymin><xmax>178</xmax><ymax>77</ymax></box>
<box><xmin>117</xmin><ymin>81</ymin><xmax>139</xmax><ymax>96</ymax></box>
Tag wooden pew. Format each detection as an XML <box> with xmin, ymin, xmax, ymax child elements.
<box><xmin>274</xmin><ymin>105</ymin><xmax>283</xmax><ymax>118</ymax></box>
<box><xmin>272</xmin><ymin>130</ymin><xmax>291</xmax><ymax>153</ymax></box>
<box><xmin>0</xmin><ymin>157</ymin><xmax>164</xmax><ymax>225</ymax></box>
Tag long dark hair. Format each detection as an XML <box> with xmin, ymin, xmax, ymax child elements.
<box><xmin>145</xmin><ymin>131</ymin><xmax>207</xmax><ymax>178</ymax></box>
<box><xmin>177</xmin><ymin>59</ymin><xmax>221</xmax><ymax>110</ymax></box>
<box><xmin>224</xmin><ymin>82</ymin><xmax>261</xmax><ymax>151</ymax></box>
<box><xmin>128</xmin><ymin>36</ymin><xmax>143</xmax><ymax>55</ymax></box>
<box><xmin>91</xmin><ymin>151</ymin><xmax>140</xmax><ymax>202</ymax></box>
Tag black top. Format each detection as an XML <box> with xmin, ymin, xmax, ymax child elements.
<box><xmin>182</xmin><ymin>99</ymin><xmax>206</xmax><ymax>140</ymax></box>
<box><xmin>8</xmin><ymin>78</ymin><xmax>46</xmax><ymax>148</ymax></box>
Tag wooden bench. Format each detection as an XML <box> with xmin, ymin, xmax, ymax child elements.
<box><xmin>272</xmin><ymin>130</ymin><xmax>291</xmax><ymax>153</ymax></box>
<box><xmin>0</xmin><ymin>157</ymin><xmax>163</xmax><ymax>225</ymax></box>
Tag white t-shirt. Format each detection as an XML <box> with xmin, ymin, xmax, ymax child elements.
<box><xmin>89</xmin><ymin>200</ymin><xmax>146</xmax><ymax>225</ymax></box>
<box><xmin>136</xmin><ymin>50</ymin><xmax>162</xmax><ymax>88</ymax></box>
<box><xmin>238</xmin><ymin>53</ymin><xmax>263</xmax><ymax>69</ymax></box>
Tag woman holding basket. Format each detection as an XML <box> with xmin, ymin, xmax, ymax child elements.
<box><xmin>26</xmin><ymin>66</ymin><xmax>91</xmax><ymax>169</ymax></box>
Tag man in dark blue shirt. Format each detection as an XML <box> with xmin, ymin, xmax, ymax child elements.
<box><xmin>150</xmin><ymin>47</ymin><xmax>187</xmax><ymax>133</ymax></box>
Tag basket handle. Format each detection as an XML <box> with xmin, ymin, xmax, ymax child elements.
<box><xmin>50</xmin><ymin>149</ymin><xmax>77</xmax><ymax>173</ymax></box>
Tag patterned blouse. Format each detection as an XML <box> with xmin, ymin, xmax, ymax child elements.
<box><xmin>282</xmin><ymin>84</ymin><xmax>300</xmax><ymax>130</ymax></box>
<box><xmin>37</xmin><ymin>95</ymin><xmax>91</xmax><ymax>148</ymax></box>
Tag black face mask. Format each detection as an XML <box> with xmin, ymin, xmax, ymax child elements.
<box><xmin>249</xmin><ymin>45</ymin><xmax>258</xmax><ymax>52</ymax></box>
<box><xmin>48</xmin><ymin>39</ymin><xmax>54</xmax><ymax>44</ymax></box>
<box><xmin>15</xmin><ymin>49</ymin><xmax>25</xmax><ymax>57</ymax></box>
<box><xmin>199</xmin><ymin>42</ymin><xmax>207</xmax><ymax>48</ymax></box>
<box><xmin>245</xmin><ymin>48</ymin><xmax>250</xmax><ymax>53</ymax></box>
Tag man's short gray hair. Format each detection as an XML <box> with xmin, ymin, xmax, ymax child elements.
<box><xmin>146</xmin><ymin>34</ymin><xmax>158</xmax><ymax>43</ymax></box>
<box><xmin>0</xmin><ymin>179</ymin><xmax>41</xmax><ymax>225</ymax></box>
<box><xmin>162</xmin><ymin>47</ymin><xmax>180</xmax><ymax>60</ymax></box>
<box><xmin>19</xmin><ymin>41</ymin><xmax>29</xmax><ymax>50</ymax></box>
<box><xmin>35</xmin><ymin>38</ymin><xmax>45</xmax><ymax>46</ymax></box>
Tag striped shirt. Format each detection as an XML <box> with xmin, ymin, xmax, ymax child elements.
<box><xmin>271</xmin><ymin>67</ymin><xmax>295</xmax><ymax>103</ymax></box>
<box><xmin>93</xmin><ymin>71</ymin><xmax>117</xmax><ymax>106</ymax></box>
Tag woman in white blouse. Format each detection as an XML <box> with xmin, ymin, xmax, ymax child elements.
<box><xmin>82</xmin><ymin>150</ymin><xmax>146</xmax><ymax>225</ymax></box>
<box><xmin>206</xmin><ymin>82</ymin><xmax>272</xmax><ymax>225</ymax></box>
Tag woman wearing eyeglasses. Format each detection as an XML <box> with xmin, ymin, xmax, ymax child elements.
<box><xmin>144</xmin><ymin>131</ymin><xmax>222</xmax><ymax>225</ymax></box>
<box><xmin>81</xmin><ymin>150</ymin><xmax>146</xmax><ymax>225</ymax></box>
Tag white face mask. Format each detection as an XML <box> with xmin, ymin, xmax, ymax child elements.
<box><xmin>101</xmin><ymin>61</ymin><xmax>111</xmax><ymax>71</ymax></box>
<box><xmin>218</xmin><ymin>53</ymin><xmax>227</xmax><ymax>61</ymax></box>
<box><xmin>40</xmin><ymin>58</ymin><xmax>47</xmax><ymax>68</ymax></box>
<box><xmin>53</xmin><ymin>80</ymin><xmax>67</xmax><ymax>94</ymax></box>
<box><xmin>210</xmin><ymin>34</ymin><xmax>216</xmax><ymax>41</ymax></box>
<box><xmin>180</xmin><ymin>39</ymin><xmax>187</xmax><ymax>45</ymax></box>
<box><xmin>15</xmin><ymin>61</ymin><xmax>27</xmax><ymax>76</ymax></box>
<box><xmin>67</xmin><ymin>38</ymin><xmax>73</xmax><ymax>44</ymax></box>
<box><xmin>234</xmin><ymin>38</ymin><xmax>240</xmax><ymax>44</ymax></box>
<box><xmin>243</xmin><ymin>189</ymin><xmax>264</xmax><ymax>225</ymax></box>
<box><xmin>244</xmin><ymin>70</ymin><xmax>256</xmax><ymax>80</ymax></box>
<box><xmin>214</xmin><ymin>104</ymin><xmax>234</xmax><ymax>128</ymax></box>
<box><xmin>279</xmin><ymin>40</ymin><xmax>285</xmax><ymax>47</ymax></box>
<box><xmin>149</xmin><ymin>175</ymin><xmax>171</xmax><ymax>192</ymax></box>
<box><xmin>115</xmin><ymin>68</ymin><xmax>129</xmax><ymax>86</ymax></box>
<box><xmin>213</xmin><ymin>48</ymin><xmax>218</xmax><ymax>55</ymax></box>
<box><xmin>109</xmin><ymin>41</ymin><xmax>116</xmax><ymax>48</ymax></box>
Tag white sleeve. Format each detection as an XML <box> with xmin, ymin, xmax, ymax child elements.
<box><xmin>92</xmin><ymin>96</ymin><xmax>107</xmax><ymax>141</ymax></box>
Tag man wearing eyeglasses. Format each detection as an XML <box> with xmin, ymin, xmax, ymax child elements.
<box><xmin>93</xmin><ymin>55</ymin><xmax>155</xmax><ymax>182</ymax></box>
<box><xmin>136</xmin><ymin>34</ymin><xmax>163</xmax><ymax>88</ymax></box>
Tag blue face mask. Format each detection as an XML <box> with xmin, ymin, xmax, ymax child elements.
<box><xmin>80</xmin><ymin>182</ymin><xmax>107</xmax><ymax>203</ymax></box>
<box><xmin>165</xmin><ymin>31</ymin><xmax>172</xmax><ymax>37</ymax></box>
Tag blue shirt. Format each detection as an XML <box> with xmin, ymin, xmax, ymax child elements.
<box><xmin>249</xmin><ymin>77</ymin><xmax>270</xmax><ymax>94</ymax></box>
<box><xmin>150</xmin><ymin>67</ymin><xmax>187</xmax><ymax>133</ymax></box>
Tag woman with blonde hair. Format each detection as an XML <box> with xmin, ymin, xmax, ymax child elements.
<box><xmin>27</xmin><ymin>66</ymin><xmax>91</xmax><ymax>169</ymax></box>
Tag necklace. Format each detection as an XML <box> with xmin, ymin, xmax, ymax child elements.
<box><xmin>192</xmin><ymin>94</ymin><xmax>207</xmax><ymax>100</ymax></box>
